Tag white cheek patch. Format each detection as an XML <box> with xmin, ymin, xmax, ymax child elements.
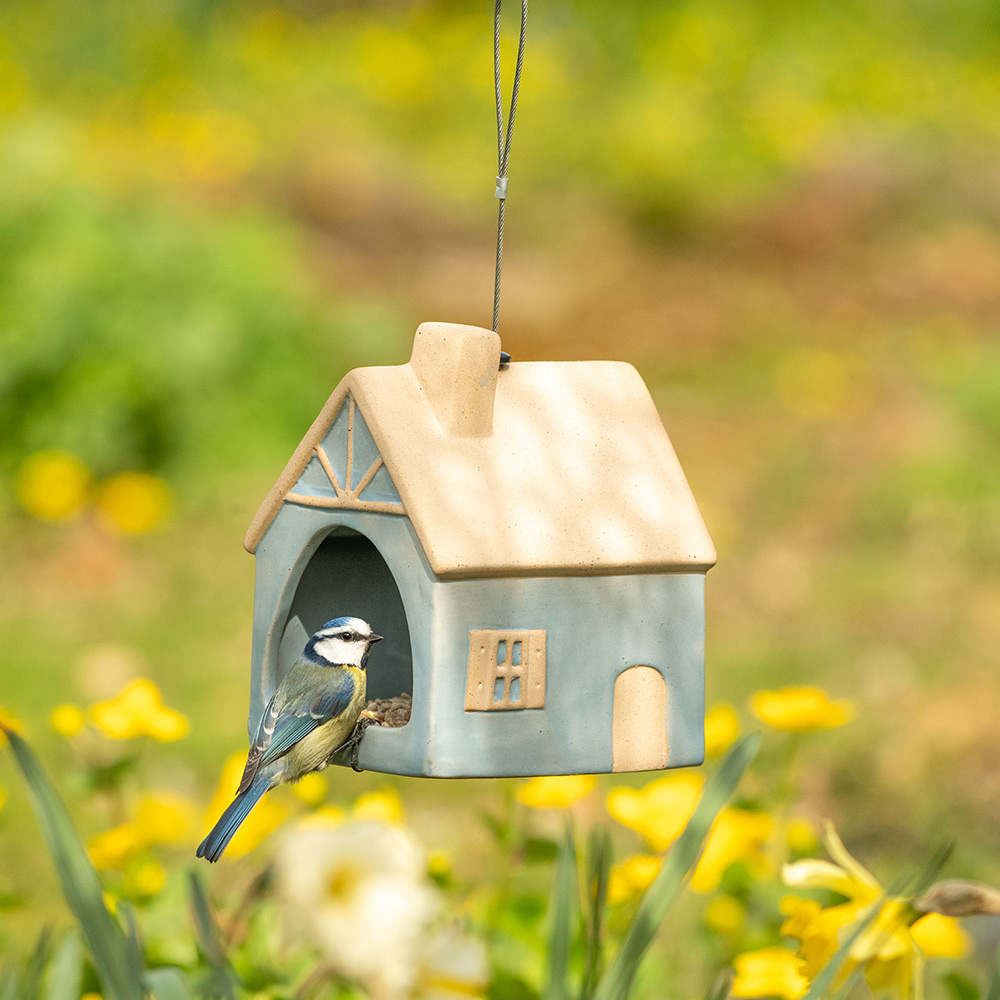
<box><xmin>313</xmin><ymin>636</ymin><xmax>363</xmax><ymax>666</ymax></box>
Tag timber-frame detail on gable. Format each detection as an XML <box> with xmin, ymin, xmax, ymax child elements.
<box><xmin>285</xmin><ymin>395</ymin><xmax>405</xmax><ymax>516</ymax></box>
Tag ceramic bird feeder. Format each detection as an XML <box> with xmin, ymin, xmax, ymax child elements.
<box><xmin>243</xmin><ymin>322</ymin><xmax>716</xmax><ymax>777</ymax></box>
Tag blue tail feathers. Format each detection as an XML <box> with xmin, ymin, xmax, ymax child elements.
<box><xmin>196</xmin><ymin>775</ymin><xmax>271</xmax><ymax>863</ymax></box>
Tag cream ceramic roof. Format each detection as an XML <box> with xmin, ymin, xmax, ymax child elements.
<box><xmin>245</xmin><ymin>322</ymin><xmax>717</xmax><ymax>579</ymax></box>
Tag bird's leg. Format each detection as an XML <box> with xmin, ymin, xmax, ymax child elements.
<box><xmin>349</xmin><ymin>716</ymin><xmax>382</xmax><ymax>771</ymax></box>
<box><xmin>330</xmin><ymin>716</ymin><xmax>382</xmax><ymax>772</ymax></box>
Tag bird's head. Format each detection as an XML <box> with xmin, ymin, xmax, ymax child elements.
<box><xmin>307</xmin><ymin>616</ymin><xmax>383</xmax><ymax>668</ymax></box>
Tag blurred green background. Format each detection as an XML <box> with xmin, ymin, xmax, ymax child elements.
<box><xmin>2</xmin><ymin>0</ymin><xmax>1000</xmax><ymax>980</ymax></box>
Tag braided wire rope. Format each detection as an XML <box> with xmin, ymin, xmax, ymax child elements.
<box><xmin>492</xmin><ymin>0</ymin><xmax>527</xmax><ymax>336</ymax></box>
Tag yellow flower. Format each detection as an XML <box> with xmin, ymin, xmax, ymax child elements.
<box><xmin>427</xmin><ymin>849</ymin><xmax>452</xmax><ymax>880</ymax></box>
<box><xmin>353</xmin><ymin>787</ymin><xmax>405</xmax><ymax>825</ymax></box>
<box><xmin>516</xmin><ymin>774</ymin><xmax>597</xmax><ymax>809</ymax></box>
<box><xmin>780</xmin><ymin>895</ymin><xmax>860</xmax><ymax>978</ymax></box>
<box><xmin>781</xmin><ymin>821</ymin><xmax>962</xmax><ymax>999</ymax></box>
<box><xmin>0</xmin><ymin>706</ymin><xmax>24</xmax><ymax>747</ymax></box>
<box><xmin>786</xmin><ymin>817</ymin><xmax>820</xmax><ymax>855</ymax></box>
<box><xmin>50</xmin><ymin>703</ymin><xmax>86</xmax><ymax>738</ymax></box>
<box><xmin>606</xmin><ymin>771</ymin><xmax>703</xmax><ymax>851</ymax></box>
<box><xmin>202</xmin><ymin>751</ymin><xmax>288</xmax><ymax>859</ymax></box>
<box><xmin>291</xmin><ymin>771</ymin><xmax>328</xmax><ymax>807</ymax></box>
<box><xmin>690</xmin><ymin>807</ymin><xmax>773</xmax><ymax>893</ymax></box>
<box><xmin>87</xmin><ymin>791</ymin><xmax>197</xmax><ymax>871</ymax></box>
<box><xmin>608</xmin><ymin>854</ymin><xmax>662</xmax><ymax>904</ymax></box>
<box><xmin>704</xmin><ymin>702</ymin><xmax>740</xmax><ymax>757</ymax></box>
<box><xmin>750</xmin><ymin>686</ymin><xmax>854</xmax><ymax>732</ymax></box>
<box><xmin>123</xmin><ymin>858</ymin><xmax>167</xmax><ymax>898</ymax></box>
<box><xmin>88</xmin><ymin>824</ymin><xmax>144</xmax><ymax>870</ymax></box>
<box><xmin>704</xmin><ymin>894</ymin><xmax>746</xmax><ymax>936</ymax></box>
<box><xmin>732</xmin><ymin>947</ymin><xmax>810</xmax><ymax>1000</ymax></box>
<box><xmin>135</xmin><ymin>791</ymin><xmax>198</xmax><ymax>844</ymax></box>
<box><xmin>911</xmin><ymin>913</ymin><xmax>971</xmax><ymax>959</ymax></box>
<box><xmin>298</xmin><ymin>805</ymin><xmax>347</xmax><ymax>830</ymax></box>
<box><xmin>16</xmin><ymin>450</ymin><xmax>91</xmax><ymax>521</ymax></box>
<box><xmin>96</xmin><ymin>472</ymin><xmax>171</xmax><ymax>534</ymax></box>
<box><xmin>90</xmin><ymin>679</ymin><xmax>189</xmax><ymax>741</ymax></box>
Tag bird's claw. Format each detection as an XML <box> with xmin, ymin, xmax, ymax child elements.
<box><xmin>331</xmin><ymin>715</ymin><xmax>382</xmax><ymax>772</ymax></box>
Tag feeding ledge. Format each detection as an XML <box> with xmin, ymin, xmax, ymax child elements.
<box><xmin>244</xmin><ymin>322</ymin><xmax>716</xmax><ymax>777</ymax></box>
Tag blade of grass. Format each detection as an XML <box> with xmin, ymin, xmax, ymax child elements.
<box><xmin>0</xmin><ymin>970</ymin><xmax>20</xmax><ymax>1000</ymax></box>
<box><xmin>143</xmin><ymin>968</ymin><xmax>195</xmax><ymax>1000</ymax></box>
<box><xmin>119</xmin><ymin>902</ymin><xmax>145</xmax><ymax>989</ymax></box>
<box><xmin>24</xmin><ymin>925</ymin><xmax>54</xmax><ymax>999</ymax></box>
<box><xmin>545</xmin><ymin>823</ymin><xmax>578</xmax><ymax>1000</ymax></box>
<box><xmin>42</xmin><ymin>932</ymin><xmax>83</xmax><ymax>1000</ymax></box>
<box><xmin>188</xmin><ymin>869</ymin><xmax>238</xmax><ymax>1000</ymax></box>
<box><xmin>582</xmin><ymin>828</ymin><xmax>611</xmax><ymax>1000</ymax></box>
<box><xmin>2</xmin><ymin>726</ymin><xmax>143</xmax><ymax>1000</ymax></box>
<box><xmin>894</xmin><ymin>842</ymin><xmax>955</xmax><ymax>900</ymax></box>
<box><xmin>985</xmin><ymin>938</ymin><xmax>1000</xmax><ymax>1000</ymax></box>
<box><xmin>704</xmin><ymin>970</ymin><xmax>732</xmax><ymax>1000</ymax></box>
<box><xmin>593</xmin><ymin>732</ymin><xmax>761</xmax><ymax>1000</ymax></box>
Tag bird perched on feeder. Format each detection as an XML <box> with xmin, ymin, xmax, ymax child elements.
<box><xmin>197</xmin><ymin>616</ymin><xmax>382</xmax><ymax>863</ymax></box>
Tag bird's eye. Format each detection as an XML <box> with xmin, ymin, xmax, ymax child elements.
<box><xmin>340</xmin><ymin>632</ymin><xmax>352</xmax><ymax>641</ymax></box>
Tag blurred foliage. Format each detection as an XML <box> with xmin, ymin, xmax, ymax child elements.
<box><xmin>0</xmin><ymin>159</ymin><xmax>404</xmax><ymax>480</ymax></box>
<box><xmin>3</xmin><ymin>0</ymin><xmax>1000</xmax><ymax>479</ymax></box>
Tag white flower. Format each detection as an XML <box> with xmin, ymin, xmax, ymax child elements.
<box><xmin>413</xmin><ymin>925</ymin><xmax>490</xmax><ymax>1000</ymax></box>
<box><xmin>276</xmin><ymin>820</ymin><xmax>439</xmax><ymax>999</ymax></box>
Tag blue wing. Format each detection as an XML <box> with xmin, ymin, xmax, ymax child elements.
<box><xmin>237</xmin><ymin>669</ymin><xmax>357</xmax><ymax>793</ymax></box>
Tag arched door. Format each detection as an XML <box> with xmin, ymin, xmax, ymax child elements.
<box><xmin>612</xmin><ymin>665</ymin><xmax>668</xmax><ymax>772</ymax></box>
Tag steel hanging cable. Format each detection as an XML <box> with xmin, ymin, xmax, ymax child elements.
<box><xmin>492</xmin><ymin>0</ymin><xmax>527</xmax><ymax>338</ymax></box>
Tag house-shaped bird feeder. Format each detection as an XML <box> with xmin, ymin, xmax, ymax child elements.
<box><xmin>244</xmin><ymin>322</ymin><xmax>716</xmax><ymax>777</ymax></box>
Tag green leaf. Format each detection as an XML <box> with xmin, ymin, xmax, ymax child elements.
<box><xmin>545</xmin><ymin>823</ymin><xmax>578</xmax><ymax>1000</ymax></box>
<box><xmin>187</xmin><ymin>869</ymin><xmax>238</xmax><ymax>1000</ymax></box>
<box><xmin>24</xmin><ymin>925</ymin><xmax>54</xmax><ymax>999</ymax></box>
<box><xmin>0</xmin><ymin>970</ymin><xmax>21</xmax><ymax>1000</ymax></box>
<box><xmin>487</xmin><ymin>971</ymin><xmax>542</xmax><ymax>1000</ymax></box>
<box><xmin>942</xmin><ymin>971</ymin><xmax>981</xmax><ymax>1000</ymax></box>
<box><xmin>704</xmin><ymin>970</ymin><xmax>733</xmax><ymax>1000</ymax></box>
<box><xmin>505</xmin><ymin>894</ymin><xmax>547</xmax><ymax>925</ymax></box>
<box><xmin>593</xmin><ymin>733</ymin><xmax>761</xmax><ymax>1000</ymax></box>
<box><xmin>144</xmin><ymin>967</ymin><xmax>195</xmax><ymax>1000</ymax></box>
<box><xmin>583</xmin><ymin>828</ymin><xmax>612</xmax><ymax>1000</ymax></box>
<box><xmin>986</xmin><ymin>937</ymin><xmax>1000</xmax><ymax>1000</ymax></box>
<box><xmin>523</xmin><ymin>837</ymin><xmax>560</xmax><ymax>864</ymax></box>
<box><xmin>42</xmin><ymin>932</ymin><xmax>83</xmax><ymax>1000</ymax></box>
<box><xmin>2</xmin><ymin>726</ymin><xmax>144</xmax><ymax>1000</ymax></box>
<box><xmin>893</xmin><ymin>841</ymin><xmax>955</xmax><ymax>900</ymax></box>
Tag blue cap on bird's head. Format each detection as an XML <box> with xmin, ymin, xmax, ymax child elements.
<box><xmin>320</xmin><ymin>616</ymin><xmax>383</xmax><ymax>642</ymax></box>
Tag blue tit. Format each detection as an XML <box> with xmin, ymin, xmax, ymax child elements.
<box><xmin>197</xmin><ymin>616</ymin><xmax>382</xmax><ymax>863</ymax></box>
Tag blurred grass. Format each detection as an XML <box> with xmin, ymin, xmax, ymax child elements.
<box><xmin>2</xmin><ymin>0</ymin><xmax>1000</xmax><ymax>985</ymax></box>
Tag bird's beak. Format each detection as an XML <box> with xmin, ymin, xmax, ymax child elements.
<box><xmin>370</xmin><ymin>634</ymin><xmax>384</xmax><ymax>643</ymax></box>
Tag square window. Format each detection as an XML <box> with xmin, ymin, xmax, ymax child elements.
<box><xmin>466</xmin><ymin>629</ymin><xmax>547</xmax><ymax>711</ymax></box>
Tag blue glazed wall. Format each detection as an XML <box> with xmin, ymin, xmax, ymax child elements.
<box><xmin>422</xmin><ymin>574</ymin><xmax>706</xmax><ymax>777</ymax></box>
<box><xmin>250</xmin><ymin>504</ymin><xmax>706</xmax><ymax>778</ymax></box>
